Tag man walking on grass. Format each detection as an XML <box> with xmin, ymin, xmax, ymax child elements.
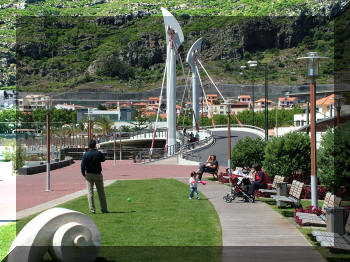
<box><xmin>81</xmin><ymin>139</ymin><xmax>108</xmax><ymax>214</ymax></box>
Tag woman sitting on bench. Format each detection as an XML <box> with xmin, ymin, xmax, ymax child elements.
<box><xmin>196</xmin><ymin>155</ymin><xmax>218</xmax><ymax>181</ymax></box>
<box><xmin>247</xmin><ymin>163</ymin><xmax>268</xmax><ymax>197</ymax></box>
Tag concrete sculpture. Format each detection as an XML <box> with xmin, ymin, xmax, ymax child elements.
<box><xmin>8</xmin><ymin>207</ymin><xmax>100</xmax><ymax>262</ymax></box>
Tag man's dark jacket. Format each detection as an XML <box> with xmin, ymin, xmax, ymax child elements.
<box><xmin>81</xmin><ymin>149</ymin><xmax>105</xmax><ymax>176</ymax></box>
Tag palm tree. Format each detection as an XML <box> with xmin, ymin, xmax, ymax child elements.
<box><xmin>95</xmin><ymin>116</ymin><xmax>113</xmax><ymax>137</ymax></box>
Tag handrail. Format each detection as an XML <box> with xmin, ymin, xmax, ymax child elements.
<box><xmin>200</xmin><ymin>124</ymin><xmax>265</xmax><ymax>133</ymax></box>
<box><xmin>134</xmin><ymin>128</ymin><xmax>215</xmax><ymax>164</ymax></box>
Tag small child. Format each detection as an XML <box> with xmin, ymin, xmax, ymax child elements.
<box><xmin>189</xmin><ymin>171</ymin><xmax>200</xmax><ymax>200</ymax></box>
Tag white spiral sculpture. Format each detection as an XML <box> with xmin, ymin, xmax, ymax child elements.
<box><xmin>8</xmin><ymin>207</ymin><xmax>100</xmax><ymax>262</ymax></box>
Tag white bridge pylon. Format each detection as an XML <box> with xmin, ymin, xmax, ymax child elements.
<box><xmin>161</xmin><ymin>7</ymin><xmax>184</xmax><ymax>156</ymax></box>
<box><xmin>186</xmin><ymin>38</ymin><xmax>202</xmax><ymax>133</ymax></box>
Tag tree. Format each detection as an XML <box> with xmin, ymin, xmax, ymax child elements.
<box><xmin>231</xmin><ymin>137</ymin><xmax>266</xmax><ymax>169</ymax></box>
<box><xmin>97</xmin><ymin>104</ymin><xmax>107</xmax><ymax>110</ymax></box>
<box><xmin>95</xmin><ymin>116</ymin><xmax>113</xmax><ymax>136</ymax></box>
<box><xmin>132</xmin><ymin>109</ymin><xmax>151</xmax><ymax>131</ymax></box>
<box><xmin>263</xmin><ymin>132</ymin><xmax>310</xmax><ymax>181</ymax></box>
<box><xmin>318</xmin><ymin>124</ymin><xmax>350</xmax><ymax>194</ymax></box>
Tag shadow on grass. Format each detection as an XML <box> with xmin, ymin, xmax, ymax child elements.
<box><xmin>280</xmin><ymin>210</ymin><xmax>294</xmax><ymax>217</ymax></box>
<box><xmin>101</xmin><ymin>211</ymin><xmax>136</xmax><ymax>214</ymax></box>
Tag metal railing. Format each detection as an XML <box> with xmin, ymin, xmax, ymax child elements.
<box><xmin>97</xmin><ymin>128</ymin><xmax>168</xmax><ymax>144</ymax></box>
<box><xmin>134</xmin><ymin>128</ymin><xmax>215</xmax><ymax>164</ymax></box>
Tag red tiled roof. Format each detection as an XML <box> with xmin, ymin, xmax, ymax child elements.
<box><xmin>134</xmin><ymin>102</ymin><xmax>147</xmax><ymax>106</ymax></box>
<box><xmin>238</xmin><ymin>95</ymin><xmax>251</xmax><ymax>99</ymax></box>
<box><xmin>148</xmin><ymin>97</ymin><xmax>160</xmax><ymax>101</ymax></box>
<box><xmin>279</xmin><ymin>97</ymin><xmax>297</xmax><ymax>102</ymax></box>
<box><xmin>142</xmin><ymin>111</ymin><xmax>156</xmax><ymax>116</ymax></box>
<box><xmin>316</xmin><ymin>94</ymin><xmax>334</xmax><ymax>106</ymax></box>
<box><xmin>255</xmin><ymin>98</ymin><xmax>273</xmax><ymax>103</ymax></box>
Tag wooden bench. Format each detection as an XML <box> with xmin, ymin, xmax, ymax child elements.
<box><xmin>295</xmin><ymin>192</ymin><xmax>342</xmax><ymax>227</ymax></box>
<box><xmin>272</xmin><ymin>180</ymin><xmax>304</xmax><ymax>208</ymax></box>
<box><xmin>312</xmin><ymin>214</ymin><xmax>350</xmax><ymax>251</ymax></box>
<box><xmin>258</xmin><ymin>175</ymin><xmax>285</xmax><ymax>194</ymax></box>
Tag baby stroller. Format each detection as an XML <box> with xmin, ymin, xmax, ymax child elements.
<box><xmin>223</xmin><ymin>168</ymin><xmax>255</xmax><ymax>203</ymax></box>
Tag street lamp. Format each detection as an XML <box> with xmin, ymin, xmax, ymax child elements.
<box><xmin>289</xmin><ymin>71</ymin><xmax>296</xmax><ymax>93</ymax></box>
<box><xmin>113</xmin><ymin>127</ymin><xmax>116</xmax><ymax>166</ymax></box>
<box><xmin>225</xmin><ymin>100</ymin><xmax>232</xmax><ymax>175</ymax></box>
<box><xmin>88</xmin><ymin>109</ymin><xmax>92</xmax><ymax>143</ymax></box>
<box><xmin>297</xmin><ymin>51</ymin><xmax>328</xmax><ymax>209</ymax></box>
<box><xmin>335</xmin><ymin>95</ymin><xmax>342</xmax><ymax>128</ymax></box>
<box><xmin>240</xmin><ymin>65</ymin><xmax>256</xmax><ymax>125</ymax></box>
<box><xmin>243</xmin><ymin>61</ymin><xmax>269</xmax><ymax>141</ymax></box>
<box><xmin>45</xmin><ymin>96</ymin><xmax>51</xmax><ymax>192</ymax></box>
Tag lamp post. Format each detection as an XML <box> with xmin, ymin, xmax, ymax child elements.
<box><xmin>289</xmin><ymin>71</ymin><xmax>296</xmax><ymax>93</ymax></box>
<box><xmin>119</xmin><ymin>127</ymin><xmax>122</xmax><ymax>161</ymax></box>
<box><xmin>225</xmin><ymin>100</ymin><xmax>232</xmax><ymax>175</ymax></box>
<box><xmin>335</xmin><ymin>96</ymin><xmax>342</xmax><ymax>128</ymax></box>
<box><xmin>244</xmin><ymin>61</ymin><xmax>269</xmax><ymax>141</ymax></box>
<box><xmin>113</xmin><ymin>127</ymin><xmax>116</xmax><ymax>166</ymax></box>
<box><xmin>297</xmin><ymin>52</ymin><xmax>328</xmax><ymax>209</ymax></box>
<box><xmin>45</xmin><ymin>97</ymin><xmax>51</xmax><ymax>192</ymax></box>
<box><xmin>88</xmin><ymin>109</ymin><xmax>92</xmax><ymax>143</ymax></box>
<box><xmin>240</xmin><ymin>65</ymin><xmax>255</xmax><ymax>125</ymax></box>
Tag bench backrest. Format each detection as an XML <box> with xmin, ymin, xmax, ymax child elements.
<box><xmin>271</xmin><ymin>176</ymin><xmax>285</xmax><ymax>189</ymax></box>
<box><xmin>289</xmin><ymin>180</ymin><xmax>304</xmax><ymax>200</ymax></box>
<box><xmin>346</xmin><ymin>214</ymin><xmax>350</xmax><ymax>234</ymax></box>
<box><xmin>288</xmin><ymin>180</ymin><xmax>297</xmax><ymax>195</ymax></box>
<box><xmin>345</xmin><ymin>214</ymin><xmax>350</xmax><ymax>234</ymax></box>
<box><xmin>322</xmin><ymin>192</ymin><xmax>342</xmax><ymax>213</ymax></box>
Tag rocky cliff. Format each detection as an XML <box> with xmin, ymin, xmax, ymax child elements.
<box><xmin>1</xmin><ymin>0</ymin><xmax>349</xmax><ymax>91</ymax></box>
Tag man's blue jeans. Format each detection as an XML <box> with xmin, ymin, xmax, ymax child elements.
<box><xmin>189</xmin><ymin>187</ymin><xmax>199</xmax><ymax>199</ymax></box>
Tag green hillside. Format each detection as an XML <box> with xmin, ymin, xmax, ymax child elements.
<box><xmin>1</xmin><ymin>1</ymin><xmax>349</xmax><ymax>91</ymax></box>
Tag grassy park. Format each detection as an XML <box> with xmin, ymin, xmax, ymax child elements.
<box><xmin>0</xmin><ymin>179</ymin><xmax>221</xmax><ymax>261</ymax></box>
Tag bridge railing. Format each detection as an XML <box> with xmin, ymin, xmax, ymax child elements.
<box><xmin>203</xmin><ymin>124</ymin><xmax>265</xmax><ymax>133</ymax></box>
<box><xmin>134</xmin><ymin>128</ymin><xmax>214</xmax><ymax>164</ymax></box>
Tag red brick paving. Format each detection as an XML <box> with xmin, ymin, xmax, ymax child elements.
<box><xmin>16</xmin><ymin>160</ymin><xmax>197</xmax><ymax>211</ymax></box>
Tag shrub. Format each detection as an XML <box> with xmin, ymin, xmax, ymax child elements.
<box><xmin>318</xmin><ymin>124</ymin><xmax>350</xmax><ymax>196</ymax></box>
<box><xmin>13</xmin><ymin>145</ymin><xmax>25</xmax><ymax>170</ymax></box>
<box><xmin>263</xmin><ymin>132</ymin><xmax>310</xmax><ymax>181</ymax></box>
<box><xmin>218</xmin><ymin>172</ymin><xmax>229</xmax><ymax>183</ymax></box>
<box><xmin>231</xmin><ymin>137</ymin><xmax>266</xmax><ymax>169</ymax></box>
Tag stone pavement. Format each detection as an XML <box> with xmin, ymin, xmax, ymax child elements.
<box><xmin>0</xmin><ymin>176</ymin><xmax>15</xmax><ymax>225</ymax></box>
<box><xmin>177</xmin><ymin>178</ymin><xmax>325</xmax><ymax>261</ymax></box>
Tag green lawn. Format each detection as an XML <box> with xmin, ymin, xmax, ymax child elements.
<box><xmin>258</xmin><ymin>197</ymin><xmax>350</xmax><ymax>262</ymax></box>
<box><xmin>1</xmin><ymin>179</ymin><xmax>222</xmax><ymax>261</ymax></box>
<box><xmin>0</xmin><ymin>223</ymin><xmax>15</xmax><ymax>261</ymax></box>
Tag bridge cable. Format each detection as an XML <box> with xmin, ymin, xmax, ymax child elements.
<box><xmin>197</xmin><ymin>59</ymin><xmax>243</xmax><ymax>127</ymax></box>
<box><xmin>150</xmin><ymin>62</ymin><xmax>167</xmax><ymax>155</ymax></box>
<box><xmin>197</xmin><ymin>59</ymin><xmax>225</xmax><ymax>101</ymax></box>
<box><xmin>195</xmin><ymin>65</ymin><xmax>216</xmax><ymax>128</ymax></box>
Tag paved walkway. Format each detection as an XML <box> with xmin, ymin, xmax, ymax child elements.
<box><xmin>177</xmin><ymin>178</ymin><xmax>325</xmax><ymax>261</ymax></box>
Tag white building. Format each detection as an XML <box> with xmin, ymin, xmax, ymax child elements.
<box><xmin>278</xmin><ymin>97</ymin><xmax>297</xmax><ymax>108</ymax></box>
<box><xmin>293</xmin><ymin>94</ymin><xmax>336</xmax><ymax>127</ymax></box>
<box><xmin>17</xmin><ymin>94</ymin><xmax>49</xmax><ymax>112</ymax></box>
<box><xmin>55</xmin><ymin>103</ymin><xmax>76</xmax><ymax>110</ymax></box>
